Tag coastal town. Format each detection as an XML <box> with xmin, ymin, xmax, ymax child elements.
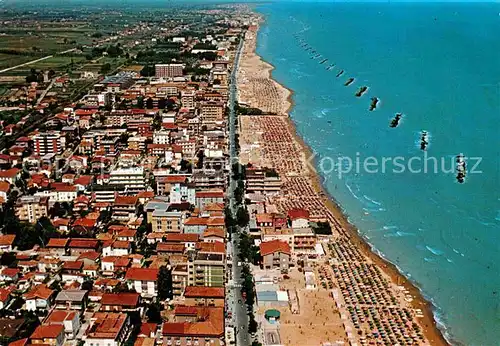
<box><xmin>0</xmin><ymin>3</ymin><xmax>448</xmax><ymax>346</ymax></box>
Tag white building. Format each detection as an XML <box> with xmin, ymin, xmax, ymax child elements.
<box><xmin>109</xmin><ymin>166</ymin><xmax>146</xmax><ymax>192</ymax></box>
<box><xmin>153</xmin><ymin>129</ymin><xmax>171</xmax><ymax>145</ymax></box>
<box><xmin>169</xmin><ymin>183</ymin><xmax>195</xmax><ymax>205</ymax></box>
<box><xmin>125</xmin><ymin>268</ymin><xmax>158</xmax><ymax>298</ymax></box>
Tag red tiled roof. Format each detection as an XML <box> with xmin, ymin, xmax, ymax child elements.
<box><xmin>78</xmin><ymin>251</ymin><xmax>100</xmax><ymax>261</ymax></box>
<box><xmin>112</xmin><ymin>240</ymin><xmax>130</xmax><ymax>249</ymax></box>
<box><xmin>52</xmin><ymin>218</ymin><xmax>70</xmax><ymax>227</ymax></box>
<box><xmin>102</xmin><ymin>256</ymin><xmax>131</xmax><ymax>267</ymax></box>
<box><xmin>116</xmin><ymin>229</ymin><xmax>137</xmax><ymax>238</ymax></box>
<box><xmin>115</xmin><ymin>195</ymin><xmax>139</xmax><ymax>205</ymax></box>
<box><xmin>74</xmin><ymin>175</ymin><xmax>93</xmax><ymax>186</ymax></box>
<box><xmin>47</xmin><ymin>238</ymin><xmax>69</xmax><ymax>248</ymax></box>
<box><xmin>75</xmin><ymin>109</ymin><xmax>97</xmax><ymax>116</ymax></box>
<box><xmin>156</xmin><ymin>243</ymin><xmax>185</xmax><ymax>253</ymax></box>
<box><xmin>85</xmin><ymin>312</ymin><xmax>127</xmax><ymax>339</ymax></box>
<box><xmin>0</xmin><ymin>286</ymin><xmax>14</xmax><ymax>303</ymax></box>
<box><xmin>75</xmin><ymin>194</ymin><xmax>90</xmax><ymax>204</ymax></box>
<box><xmin>202</xmin><ymin>228</ymin><xmax>225</xmax><ymax>239</ymax></box>
<box><xmin>206</xmin><ymin>217</ymin><xmax>224</xmax><ymax>226</ymax></box>
<box><xmin>24</xmin><ymin>284</ymin><xmax>54</xmax><ymax>300</ymax></box>
<box><xmin>68</xmin><ymin>238</ymin><xmax>99</xmax><ymax>249</ymax></box>
<box><xmin>0</xmin><ymin>181</ymin><xmax>10</xmax><ymax>193</ymax></box>
<box><xmin>63</xmin><ymin>261</ymin><xmax>84</xmax><ymax>270</ymax></box>
<box><xmin>31</xmin><ymin>325</ymin><xmax>64</xmax><ymax>339</ymax></box>
<box><xmin>287</xmin><ymin>208</ymin><xmax>310</xmax><ymax>220</ymax></box>
<box><xmin>125</xmin><ymin>268</ymin><xmax>158</xmax><ymax>281</ymax></box>
<box><xmin>158</xmin><ymin>175</ymin><xmax>188</xmax><ymax>183</ymax></box>
<box><xmin>8</xmin><ymin>338</ymin><xmax>28</xmax><ymax>346</ymax></box>
<box><xmin>95</xmin><ymin>278</ymin><xmax>120</xmax><ymax>287</ymax></box>
<box><xmin>165</xmin><ymin>233</ymin><xmax>199</xmax><ymax>243</ymax></box>
<box><xmin>138</xmin><ymin>323</ymin><xmax>157</xmax><ymax>338</ymax></box>
<box><xmin>203</xmin><ymin>203</ymin><xmax>224</xmax><ymax>211</ymax></box>
<box><xmin>256</xmin><ymin>213</ymin><xmax>273</xmax><ymax>224</ymax></box>
<box><xmin>184</xmin><ymin>217</ymin><xmax>208</xmax><ymax>226</ymax></box>
<box><xmin>184</xmin><ymin>286</ymin><xmax>224</xmax><ymax>299</ymax></box>
<box><xmin>51</xmin><ymin>182</ymin><xmax>77</xmax><ymax>192</ymax></box>
<box><xmin>71</xmin><ymin>218</ymin><xmax>98</xmax><ymax>229</ymax></box>
<box><xmin>101</xmin><ymin>292</ymin><xmax>140</xmax><ymax>307</ymax></box>
<box><xmin>162</xmin><ymin>307</ymin><xmax>223</xmax><ymax>338</ymax></box>
<box><xmin>46</xmin><ymin>310</ymin><xmax>76</xmax><ymax>324</ymax></box>
<box><xmin>1</xmin><ymin>268</ymin><xmax>19</xmax><ymax>277</ymax></box>
<box><xmin>137</xmin><ymin>191</ymin><xmax>154</xmax><ymax>198</ymax></box>
<box><xmin>0</xmin><ymin>234</ymin><xmax>15</xmax><ymax>246</ymax></box>
<box><xmin>260</xmin><ymin>239</ymin><xmax>291</xmax><ymax>256</ymax></box>
<box><xmin>0</xmin><ymin>168</ymin><xmax>20</xmax><ymax>178</ymax></box>
<box><xmin>196</xmin><ymin>242</ymin><xmax>225</xmax><ymax>254</ymax></box>
<box><xmin>195</xmin><ymin>190</ymin><xmax>224</xmax><ymax>199</ymax></box>
<box><xmin>162</xmin><ymin>122</ymin><xmax>178</xmax><ymax>129</ymax></box>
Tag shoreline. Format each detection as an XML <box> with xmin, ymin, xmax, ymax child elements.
<box><xmin>238</xmin><ymin>12</ymin><xmax>450</xmax><ymax>346</ymax></box>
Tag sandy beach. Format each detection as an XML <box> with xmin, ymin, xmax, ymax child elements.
<box><xmin>237</xmin><ymin>16</ymin><xmax>449</xmax><ymax>346</ymax></box>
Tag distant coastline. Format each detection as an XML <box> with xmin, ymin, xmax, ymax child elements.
<box><xmin>240</xmin><ymin>9</ymin><xmax>451</xmax><ymax>346</ymax></box>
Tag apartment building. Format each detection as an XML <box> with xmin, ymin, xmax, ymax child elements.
<box><xmin>105</xmin><ymin>110</ymin><xmax>147</xmax><ymax>127</ymax></box>
<box><xmin>112</xmin><ymin>196</ymin><xmax>139</xmax><ymax>222</ymax></box>
<box><xmin>162</xmin><ymin>306</ymin><xmax>224</xmax><ymax>346</ymax></box>
<box><xmin>98</xmin><ymin>137</ymin><xmax>119</xmax><ymax>156</ymax></box>
<box><xmin>155</xmin><ymin>64</ymin><xmax>184</xmax><ymax>78</ymax></box>
<box><xmin>260</xmin><ymin>239</ymin><xmax>291</xmax><ymax>273</ymax></box>
<box><xmin>109</xmin><ymin>167</ymin><xmax>146</xmax><ymax>193</ymax></box>
<box><xmin>184</xmin><ymin>286</ymin><xmax>225</xmax><ymax>307</ymax></box>
<box><xmin>211</xmin><ymin>69</ymin><xmax>228</xmax><ymax>86</ymax></box>
<box><xmin>153</xmin><ymin>129</ymin><xmax>171</xmax><ymax>145</ymax></box>
<box><xmin>200</xmin><ymin>101</ymin><xmax>224</xmax><ymax>126</ymax></box>
<box><xmin>170</xmin><ymin>182</ymin><xmax>195</xmax><ymax>205</ymax></box>
<box><xmin>83</xmin><ymin>312</ymin><xmax>130</xmax><ymax>346</ymax></box>
<box><xmin>188</xmin><ymin>242</ymin><xmax>225</xmax><ymax>287</ymax></box>
<box><xmin>245</xmin><ymin>167</ymin><xmax>282</xmax><ymax>195</ymax></box>
<box><xmin>127</xmin><ymin>136</ymin><xmax>147</xmax><ymax>152</ymax></box>
<box><xmin>151</xmin><ymin>210</ymin><xmax>183</xmax><ymax>233</ymax></box>
<box><xmin>124</xmin><ymin>268</ymin><xmax>159</xmax><ymax>298</ymax></box>
<box><xmin>15</xmin><ymin>195</ymin><xmax>49</xmax><ymax>223</ymax></box>
<box><xmin>34</xmin><ymin>131</ymin><xmax>65</xmax><ymax>156</ymax></box>
<box><xmin>195</xmin><ymin>190</ymin><xmax>224</xmax><ymax>210</ymax></box>
<box><xmin>192</xmin><ymin>170</ymin><xmax>226</xmax><ymax>191</ymax></box>
<box><xmin>181</xmin><ymin>89</ymin><xmax>196</xmax><ymax>110</ymax></box>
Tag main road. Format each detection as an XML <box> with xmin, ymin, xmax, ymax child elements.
<box><xmin>226</xmin><ymin>36</ymin><xmax>251</xmax><ymax>346</ymax></box>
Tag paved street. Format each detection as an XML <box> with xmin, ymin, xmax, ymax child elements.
<box><xmin>226</xmin><ymin>37</ymin><xmax>251</xmax><ymax>346</ymax></box>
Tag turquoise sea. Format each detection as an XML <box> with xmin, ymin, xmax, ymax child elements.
<box><xmin>255</xmin><ymin>2</ymin><xmax>500</xmax><ymax>345</ymax></box>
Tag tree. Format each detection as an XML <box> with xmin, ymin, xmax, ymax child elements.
<box><xmin>137</xmin><ymin>96</ymin><xmax>144</xmax><ymax>109</ymax></box>
<box><xmin>236</xmin><ymin>207</ymin><xmax>249</xmax><ymax>228</ymax></box>
<box><xmin>312</xmin><ymin>221</ymin><xmax>332</xmax><ymax>235</ymax></box>
<box><xmin>146</xmin><ymin>302</ymin><xmax>163</xmax><ymax>323</ymax></box>
<box><xmin>145</xmin><ymin>98</ymin><xmax>154</xmax><ymax>109</ymax></box>
<box><xmin>100</xmin><ymin>63</ymin><xmax>111</xmax><ymax>75</ymax></box>
<box><xmin>81</xmin><ymin>280</ymin><xmax>93</xmax><ymax>291</ymax></box>
<box><xmin>157</xmin><ymin>266</ymin><xmax>173</xmax><ymax>301</ymax></box>
<box><xmin>179</xmin><ymin>159</ymin><xmax>192</xmax><ymax>173</ymax></box>
<box><xmin>113</xmin><ymin>282</ymin><xmax>134</xmax><ymax>293</ymax></box>
<box><xmin>248</xmin><ymin>312</ymin><xmax>258</xmax><ymax>333</ymax></box>
<box><xmin>196</xmin><ymin>149</ymin><xmax>205</xmax><ymax>169</ymax></box>
<box><xmin>140</xmin><ymin>65</ymin><xmax>155</xmax><ymax>77</ymax></box>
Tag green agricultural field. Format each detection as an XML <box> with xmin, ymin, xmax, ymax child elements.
<box><xmin>28</xmin><ymin>56</ymin><xmax>87</xmax><ymax>70</ymax></box>
<box><xmin>0</xmin><ymin>53</ymin><xmax>35</xmax><ymax>70</ymax></box>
